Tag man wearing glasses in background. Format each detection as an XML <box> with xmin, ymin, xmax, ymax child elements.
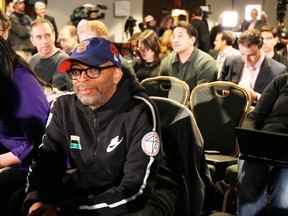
<box><xmin>260</xmin><ymin>25</ymin><xmax>288</xmax><ymax>68</ymax></box>
<box><xmin>23</xmin><ymin>37</ymin><xmax>178</xmax><ymax>216</ymax></box>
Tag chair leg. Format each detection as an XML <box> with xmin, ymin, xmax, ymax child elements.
<box><xmin>222</xmin><ymin>186</ymin><xmax>236</xmax><ymax>213</ymax></box>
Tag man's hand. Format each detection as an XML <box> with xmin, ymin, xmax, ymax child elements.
<box><xmin>244</xmin><ymin>87</ymin><xmax>258</xmax><ymax>102</ymax></box>
<box><xmin>29</xmin><ymin>202</ymin><xmax>58</xmax><ymax>216</ymax></box>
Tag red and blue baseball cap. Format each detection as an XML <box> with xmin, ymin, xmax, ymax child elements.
<box><xmin>58</xmin><ymin>37</ymin><xmax>122</xmax><ymax>73</ymax></box>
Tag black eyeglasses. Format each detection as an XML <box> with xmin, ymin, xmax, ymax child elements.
<box><xmin>66</xmin><ymin>65</ymin><xmax>115</xmax><ymax>80</ymax></box>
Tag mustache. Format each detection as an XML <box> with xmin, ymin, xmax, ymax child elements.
<box><xmin>75</xmin><ymin>84</ymin><xmax>96</xmax><ymax>91</ymax></box>
<box><xmin>76</xmin><ymin>84</ymin><xmax>95</xmax><ymax>88</ymax></box>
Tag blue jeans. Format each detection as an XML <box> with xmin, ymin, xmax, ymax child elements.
<box><xmin>237</xmin><ymin>159</ymin><xmax>288</xmax><ymax>216</ymax></box>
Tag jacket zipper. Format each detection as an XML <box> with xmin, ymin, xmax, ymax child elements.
<box><xmin>92</xmin><ymin>110</ymin><xmax>100</xmax><ymax>161</ymax></box>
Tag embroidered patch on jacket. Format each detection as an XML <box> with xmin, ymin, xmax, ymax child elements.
<box><xmin>141</xmin><ymin>132</ymin><xmax>160</xmax><ymax>156</ymax></box>
<box><xmin>70</xmin><ymin>135</ymin><xmax>82</xmax><ymax>150</ymax></box>
<box><xmin>107</xmin><ymin>136</ymin><xmax>123</xmax><ymax>152</ymax></box>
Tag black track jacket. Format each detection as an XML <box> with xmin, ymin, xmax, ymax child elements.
<box><xmin>24</xmin><ymin>74</ymin><xmax>178</xmax><ymax>216</ymax></box>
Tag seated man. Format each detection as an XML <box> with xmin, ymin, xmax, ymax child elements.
<box><xmin>159</xmin><ymin>21</ymin><xmax>217</xmax><ymax>92</ymax></box>
<box><xmin>238</xmin><ymin>73</ymin><xmax>288</xmax><ymax>216</ymax></box>
<box><xmin>260</xmin><ymin>25</ymin><xmax>288</xmax><ymax>68</ymax></box>
<box><xmin>77</xmin><ymin>20</ymin><xmax>137</xmax><ymax>78</ymax></box>
<box><xmin>23</xmin><ymin>37</ymin><xmax>178</xmax><ymax>216</ymax></box>
<box><xmin>214</xmin><ymin>30</ymin><xmax>240</xmax><ymax>78</ymax></box>
<box><xmin>30</xmin><ymin>19</ymin><xmax>71</xmax><ymax>91</ymax></box>
<box><xmin>58</xmin><ymin>25</ymin><xmax>79</xmax><ymax>55</ymax></box>
<box><xmin>220</xmin><ymin>29</ymin><xmax>286</xmax><ymax>104</ymax></box>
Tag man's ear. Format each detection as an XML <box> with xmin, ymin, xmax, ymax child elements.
<box><xmin>30</xmin><ymin>36</ymin><xmax>36</xmax><ymax>46</ymax></box>
<box><xmin>113</xmin><ymin>67</ymin><xmax>123</xmax><ymax>84</ymax></box>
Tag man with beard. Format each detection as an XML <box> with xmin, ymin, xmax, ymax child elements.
<box><xmin>24</xmin><ymin>37</ymin><xmax>178</xmax><ymax>216</ymax></box>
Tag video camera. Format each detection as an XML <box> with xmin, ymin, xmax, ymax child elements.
<box><xmin>200</xmin><ymin>5</ymin><xmax>212</xmax><ymax>20</ymax></box>
<box><xmin>277</xmin><ymin>0</ymin><xmax>287</xmax><ymax>23</ymax></box>
<box><xmin>70</xmin><ymin>3</ymin><xmax>107</xmax><ymax>27</ymax></box>
<box><xmin>125</xmin><ymin>16</ymin><xmax>137</xmax><ymax>37</ymax></box>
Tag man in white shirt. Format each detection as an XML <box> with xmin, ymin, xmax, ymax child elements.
<box><xmin>220</xmin><ymin>29</ymin><xmax>286</xmax><ymax>103</ymax></box>
<box><xmin>214</xmin><ymin>31</ymin><xmax>240</xmax><ymax>78</ymax></box>
<box><xmin>241</xmin><ymin>8</ymin><xmax>265</xmax><ymax>31</ymax></box>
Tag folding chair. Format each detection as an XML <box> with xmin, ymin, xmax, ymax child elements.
<box><xmin>141</xmin><ymin>76</ymin><xmax>190</xmax><ymax>105</ymax></box>
<box><xmin>190</xmin><ymin>81</ymin><xmax>251</xmax><ymax>213</ymax></box>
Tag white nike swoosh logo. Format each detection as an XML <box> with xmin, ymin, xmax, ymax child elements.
<box><xmin>107</xmin><ymin>137</ymin><xmax>123</xmax><ymax>152</ymax></box>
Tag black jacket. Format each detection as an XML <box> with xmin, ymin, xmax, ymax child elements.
<box><xmin>24</xmin><ymin>74</ymin><xmax>178</xmax><ymax>215</ymax></box>
<box><xmin>220</xmin><ymin>55</ymin><xmax>286</xmax><ymax>94</ymax></box>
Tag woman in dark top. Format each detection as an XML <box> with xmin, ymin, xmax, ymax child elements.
<box><xmin>0</xmin><ymin>36</ymin><xmax>50</xmax><ymax>215</ymax></box>
<box><xmin>133</xmin><ymin>30</ymin><xmax>161</xmax><ymax>82</ymax></box>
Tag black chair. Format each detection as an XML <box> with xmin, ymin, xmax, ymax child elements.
<box><xmin>141</xmin><ymin>76</ymin><xmax>190</xmax><ymax>105</ymax></box>
<box><xmin>151</xmin><ymin>96</ymin><xmax>208</xmax><ymax>216</ymax></box>
<box><xmin>190</xmin><ymin>81</ymin><xmax>251</xmax><ymax>213</ymax></box>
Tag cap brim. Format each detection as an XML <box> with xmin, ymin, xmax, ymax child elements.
<box><xmin>58</xmin><ymin>55</ymin><xmax>109</xmax><ymax>73</ymax></box>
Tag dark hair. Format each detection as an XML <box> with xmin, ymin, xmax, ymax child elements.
<box><xmin>219</xmin><ymin>31</ymin><xmax>234</xmax><ymax>46</ymax></box>
<box><xmin>173</xmin><ymin>21</ymin><xmax>198</xmax><ymax>46</ymax></box>
<box><xmin>178</xmin><ymin>14</ymin><xmax>187</xmax><ymax>22</ymax></box>
<box><xmin>137</xmin><ymin>29</ymin><xmax>161</xmax><ymax>65</ymax></box>
<box><xmin>260</xmin><ymin>25</ymin><xmax>277</xmax><ymax>38</ymax></box>
<box><xmin>238</xmin><ymin>29</ymin><xmax>263</xmax><ymax>49</ymax></box>
<box><xmin>193</xmin><ymin>7</ymin><xmax>203</xmax><ymax>16</ymax></box>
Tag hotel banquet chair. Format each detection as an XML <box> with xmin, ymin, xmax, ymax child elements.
<box><xmin>150</xmin><ymin>96</ymin><xmax>208</xmax><ymax>216</ymax></box>
<box><xmin>190</xmin><ymin>81</ymin><xmax>251</xmax><ymax>212</ymax></box>
<box><xmin>140</xmin><ymin>76</ymin><xmax>190</xmax><ymax>105</ymax></box>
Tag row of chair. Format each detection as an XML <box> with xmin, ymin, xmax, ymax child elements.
<box><xmin>140</xmin><ymin>76</ymin><xmax>252</xmax><ymax>215</ymax></box>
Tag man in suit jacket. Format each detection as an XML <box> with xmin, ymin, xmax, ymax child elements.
<box><xmin>32</xmin><ymin>1</ymin><xmax>58</xmax><ymax>39</ymax></box>
<box><xmin>220</xmin><ymin>29</ymin><xmax>286</xmax><ymax>103</ymax></box>
<box><xmin>241</xmin><ymin>8</ymin><xmax>265</xmax><ymax>31</ymax></box>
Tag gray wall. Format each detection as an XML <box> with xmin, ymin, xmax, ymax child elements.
<box><xmin>46</xmin><ymin>0</ymin><xmax>143</xmax><ymax>42</ymax></box>
<box><xmin>45</xmin><ymin>0</ymin><xmax>287</xmax><ymax>41</ymax></box>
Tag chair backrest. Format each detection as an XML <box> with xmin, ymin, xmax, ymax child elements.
<box><xmin>140</xmin><ymin>76</ymin><xmax>190</xmax><ymax>105</ymax></box>
<box><xmin>151</xmin><ymin>96</ymin><xmax>206</xmax><ymax>216</ymax></box>
<box><xmin>190</xmin><ymin>81</ymin><xmax>251</xmax><ymax>156</ymax></box>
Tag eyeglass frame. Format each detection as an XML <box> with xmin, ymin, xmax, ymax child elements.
<box><xmin>66</xmin><ymin>65</ymin><xmax>115</xmax><ymax>80</ymax></box>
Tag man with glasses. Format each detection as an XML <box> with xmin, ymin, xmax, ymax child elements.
<box><xmin>0</xmin><ymin>9</ymin><xmax>11</xmax><ymax>40</ymax></box>
<box><xmin>78</xmin><ymin>20</ymin><xmax>136</xmax><ymax>78</ymax></box>
<box><xmin>260</xmin><ymin>25</ymin><xmax>288</xmax><ymax>68</ymax></box>
<box><xmin>23</xmin><ymin>37</ymin><xmax>178</xmax><ymax>216</ymax></box>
